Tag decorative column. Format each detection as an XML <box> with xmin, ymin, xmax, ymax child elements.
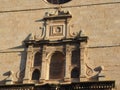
<box><xmin>80</xmin><ymin>42</ymin><xmax>87</xmax><ymax>81</ymax></box>
<box><xmin>64</xmin><ymin>44</ymin><xmax>71</xmax><ymax>82</ymax></box>
<box><xmin>23</xmin><ymin>45</ymin><xmax>33</xmax><ymax>83</ymax></box>
<box><xmin>40</xmin><ymin>46</ymin><xmax>47</xmax><ymax>82</ymax></box>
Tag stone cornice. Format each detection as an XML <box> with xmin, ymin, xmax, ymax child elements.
<box><xmin>24</xmin><ymin>36</ymin><xmax>88</xmax><ymax>47</ymax></box>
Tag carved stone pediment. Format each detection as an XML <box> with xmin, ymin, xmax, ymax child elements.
<box><xmin>43</xmin><ymin>10</ymin><xmax>72</xmax><ymax>20</ymax></box>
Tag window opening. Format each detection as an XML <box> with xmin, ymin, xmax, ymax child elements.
<box><xmin>32</xmin><ymin>69</ymin><xmax>40</xmax><ymax>80</ymax></box>
<box><xmin>71</xmin><ymin>49</ymin><xmax>80</xmax><ymax>65</ymax></box>
<box><xmin>71</xmin><ymin>67</ymin><xmax>79</xmax><ymax>78</ymax></box>
<box><xmin>49</xmin><ymin>51</ymin><xmax>65</xmax><ymax>79</ymax></box>
<box><xmin>34</xmin><ymin>52</ymin><xmax>42</xmax><ymax>66</ymax></box>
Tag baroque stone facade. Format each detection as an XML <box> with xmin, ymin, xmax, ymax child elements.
<box><xmin>23</xmin><ymin>10</ymin><xmax>89</xmax><ymax>84</ymax></box>
<box><xmin>0</xmin><ymin>0</ymin><xmax>120</xmax><ymax>90</ymax></box>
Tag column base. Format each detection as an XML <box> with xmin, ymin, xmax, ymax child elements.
<box><xmin>5</xmin><ymin>80</ymin><xmax>13</xmax><ymax>84</ymax></box>
<box><xmin>80</xmin><ymin>75</ymin><xmax>87</xmax><ymax>81</ymax></box>
<box><xmin>40</xmin><ymin>79</ymin><xmax>45</xmax><ymax>83</ymax></box>
<box><xmin>98</xmin><ymin>73</ymin><xmax>105</xmax><ymax>81</ymax></box>
<box><xmin>64</xmin><ymin>77</ymin><xmax>71</xmax><ymax>82</ymax></box>
<box><xmin>23</xmin><ymin>79</ymin><xmax>30</xmax><ymax>84</ymax></box>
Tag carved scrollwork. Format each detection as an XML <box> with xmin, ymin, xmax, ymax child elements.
<box><xmin>34</xmin><ymin>26</ymin><xmax>45</xmax><ymax>41</ymax></box>
<box><xmin>85</xmin><ymin>63</ymin><xmax>93</xmax><ymax>76</ymax></box>
<box><xmin>69</xmin><ymin>24</ymin><xmax>83</xmax><ymax>38</ymax></box>
<box><xmin>16</xmin><ymin>67</ymin><xmax>25</xmax><ymax>80</ymax></box>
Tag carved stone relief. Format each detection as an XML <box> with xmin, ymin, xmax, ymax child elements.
<box><xmin>49</xmin><ymin>25</ymin><xmax>64</xmax><ymax>36</ymax></box>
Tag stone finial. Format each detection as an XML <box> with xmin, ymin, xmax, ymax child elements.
<box><xmin>29</xmin><ymin>33</ymin><xmax>34</xmax><ymax>40</ymax></box>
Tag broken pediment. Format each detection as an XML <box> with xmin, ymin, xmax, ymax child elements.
<box><xmin>43</xmin><ymin>9</ymin><xmax>72</xmax><ymax>20</ymax></box>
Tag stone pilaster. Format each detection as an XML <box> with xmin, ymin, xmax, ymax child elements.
<box><xmin>23</xmin><ymin>45</ymin><xmax>33</xmax><ymax>83</ymax></box>
<box><xmin>64</xmin><ymin>45</ymin><xmax>71</xmax><ymax>82</ymax></box>
<box><xmin>40</xmin><ymin>47</ymin><xmax>47</xmax><ymax>82</ymax></box>
<box><xmin>40</xmin><ymin>61</ymin><xmax>46</xmax><ymax>82</ymax></box>
<box><xmin>80</xmin><ymin>42</ymin><xmax>87</xmax><ymax>81</ymax></box>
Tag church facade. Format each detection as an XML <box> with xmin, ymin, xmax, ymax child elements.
<box><xmin>0</xmin><ymin>0</ymin><xmax>119</xmax><ymax>90</ymax></box>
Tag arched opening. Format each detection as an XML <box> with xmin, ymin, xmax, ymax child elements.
<box><xmin>71</xmin><ymin>67</ymin><xmax>79</xmax><ymax>78</ymax></box>
<box><xmin>71</xmin><ymin>49</ymin><xmax>80</xmax><ymax>65</ymax></box>
<box><xmin>34</xmin><ymin>52</ymin><xmax>42</xmax><ymax>66</ymax></box>
<box><xmin>32</xmin><ymin>69</ymin><xmax>40</xmax><ymax>80</ymax></box>
<box><xmin>49</xmin><ymin>51</ymin><xmax>65</xmax><ymax>79</ymax></box>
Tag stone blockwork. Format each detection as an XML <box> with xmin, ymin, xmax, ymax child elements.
<box><xmin>0</xmin><ymin>0</ymin><xmax>120</xmax><ymax>89</ymax></box>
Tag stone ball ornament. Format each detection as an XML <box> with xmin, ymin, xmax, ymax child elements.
<box><xmin>45</xmin><ymin>0</ymin><xmax>71</xmax><ymax>4</ymax></box>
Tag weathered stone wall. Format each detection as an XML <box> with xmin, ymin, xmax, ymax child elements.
<box><xmin>0</xmin><ymin>0</ymin><xmax>120</xmax><ymax>89</ymax></box>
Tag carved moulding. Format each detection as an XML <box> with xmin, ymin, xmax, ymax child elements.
<box><xmin>45</xmin><ymin>50</ymin><xmax>64</xmax><ymax>62</ymax></box>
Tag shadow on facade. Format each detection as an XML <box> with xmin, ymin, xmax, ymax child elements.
<box><xmin>15</xmin><ymin>34</ymin><xmax>32</xmax><ymax>83</ymax></box>
<box><xmin>0</xmin><ymin>34</ymin><xmax>32</xmax><ymax>84</ymax></box>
